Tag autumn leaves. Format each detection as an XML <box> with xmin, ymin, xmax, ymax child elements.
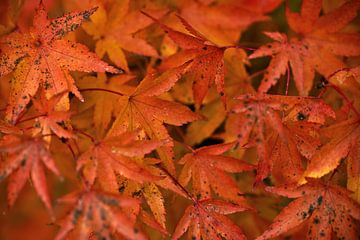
<box><xmin>0</xmin><ymin>0</ymin><xmax>360</xmax><ymax>239</ymax></box>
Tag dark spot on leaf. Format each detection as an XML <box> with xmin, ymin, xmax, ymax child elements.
<box><xmin>83</xmin><ymin>11</ymin><xmax>92</xmax><ymax>20</ymax></box>
<box><xmin>118</xmin><ymin>185</ymin><xmax>125</xmax><ymax>193</ymax></box>
<box><xmin>132</xmin><ymin>190</ymin><xmax>142</xmax><ymax>198</ymax></box>
<box><xmin>317</xmin><ymin>196</ymin><xmax>323</xmax><ymax>205</ymax></box>
<box><xmin>72</xmin><ymin>208</ymin><xmax>82</xmax><ymax>224</ymax></box>
<box><xmin>20</xmin><ymin>158</ymin><xmax>26</xmax><ymax>167</ymax></box>
<box><xmin>297</xmin><ymin>112</ymin><xmax>306</xmax><ymax>121</ymax></box>
<box><xmin>70</xmin><ymin>23</ymin><xmax>79</xmax><ymax>31</ymax></box>
<box><xmin>308</xmin><ymin>204</ymin><xmax>315</xmax><ymax>214</ymax></box>
<box><xmin>34</xmin><ymin>40</ymin><xmax>41</xmax><ymax>48</ymax></box>
<box><xmin>44</xmin><ymin>81</ymin><xmax>51</xmax><ymax>90</ymax></box>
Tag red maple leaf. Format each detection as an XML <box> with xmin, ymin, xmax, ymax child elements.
<box><xmin>178</xmin><ymin>142</ymin><xmax>254</xmax><ymax>204</ymax></box>
<box><xmin>0</xmin><ymin>134</ymin><xmax>61</xmax><ymax>218</ymax></box>
<box><xmin>250</xmin><ymin>0</ymin><xmax>360</xmax><ymax>95</ymax></box>
<box><xmin>230</xmin><ymin>93</ymin><xmax>335</xmax><ymax>184</ymax></box>
<box><xmin>55</xmin><ymin>189</ymin><xmax>146</xmax><ymax>240</ymax></box>
<box><xmin>172</xmin><ymin>199</ymin><xmax>249</xmax><ymax>240</ymax></box>
<box><xmin>257</xmin><ymin>179</ymin><xmax>360</xmax><ymax>239</ymax></box>
<box><xmin>31</xmin><ymin>92</ymin><xmax>74</xmax><ymax>139</ymax></box>
<box><xmin>143</xmin><ymin>11</ymin><xmax>228</xmax><ymax>108</ymax></box>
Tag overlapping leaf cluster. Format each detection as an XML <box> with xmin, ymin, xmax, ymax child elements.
<box><xmin>0</xmin><ymin>0</ymin><xmax>359</xmax><ymax>239</ymax></box>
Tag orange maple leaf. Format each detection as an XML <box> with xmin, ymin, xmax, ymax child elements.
<box><xmin>303</xmin><ymin>118</ymin><xmax>360</xmax><ymax>183</ymax></box>
<box><xmin>109</xmin><ymin>64</ymin><xmax>200</xmax><ymax>174</ymax></box>
<box><xmin>179</xmin><ymin>0</ymin><xmax>281</xmax><ymax>45</ymax></box>
<box><xmin>77</xmin><ymin>130</ymin><xmax>161</xmax><ymax>192</ymax></box>
<box><xmin>82</xmin><ymin>0</ymin><xmax>167</xmax><ymax>72</ymax></box>
<box><xmin>0</xmin><ymin>3</ymin><xmax>119</xmax><ymax>123</ymax></box>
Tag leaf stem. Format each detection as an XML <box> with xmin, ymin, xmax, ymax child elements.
<box><xmin>285</xmin><ymin>63</ymin><xmax>290</xmax><ymax>96</ymax></box>
<box><xmin>157</xmin><ymin>164</ymin><xmax>197</xmax><ymax>203</ymax></box>
<box><xmin>73</xmin><ymin>128</ymin><xmax>96</xmax><ymax>143</ymax></box>
<box><xmin>224</xmin><ymin>45</ymin><xmax>257</xmax><ymax>51</ymax></box>
<box><xmin>79</xmin><ymin>88</ymin><xmax>125</xmax><ymax>96</ymax></box>
<box><xmin>15</xmin><ymin>114</ymin><xmax>47</xmax><ymax>125</ymax></box>
<box><xmin>327</xmin><ymin>83</ymin><xmax>360</xmax><ymax>117</ymax></box>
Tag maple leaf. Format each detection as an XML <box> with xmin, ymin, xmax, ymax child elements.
<box><xmin>230</xmin><ymin>93</ymin><xmax>335</xmax><ymax>184</ymax></box>
<box><xmin>143</xmin><ymin>11</ymin><xmax>228</xmax><ymax>108</ymax></box>
<box><xmin>31</xmin><ymin>91</ymin><xmax>74</xmax><ymax>139</ymax></box>
<box><xmin>0</xmin><ymin>120</ymin><xmax>23</xmax><ymax>135</ymax></box>
<box><xmin>77</xmin><ymin>130</ymin><xmax>161</xmax><ymax>192</ymax></box>
<box><xmin>251</xmin><ymin>0</ymin><xmax>360</xmax><ymax>95</ymax></box>
<box><xmin>0</xmin><ymin>2</ymin><xmax>119</xmax><ymax>123</ymax></box>
<box><xmin>178</xmin><ymin>142</ymin><xmax>254</xmax><ymax>204</ymax></box>
<box><xmin>268</xmin><ymin>121</ymin><xmax>322</xmax><ymax>185</ymax></box>
<box><xmin>140</xmin><ymin>210</ymin><xmax>168</xmax><ymax>236</ymax></box>
<box><xmin>303</xmin><ymin>118</ymin><xmax>360</xmax><ymax>187</ymax></box>
<box><xmin>55</xmin><ymin>189</ymin><xmax>146</xmax><ymax>240</ymax></box>
<box><xmin>256</xmin><ymin>179</ymin><xmax>360</xmax><ymax>240</ymax></box>
<box><xmin>82</xmin><ymin>0</ymin><xmax>166</xmax><ymax>72</ymax></box>
<box><xmin>109</xmin><ymin>64</ymin><xmax>200</xmax><ymax>174</ymax></box>
<box><xmin>0</xmin><ymin>134</ymin><xmax>60</xmax><ymax>218</ymax></box>
<box><xmin>116</xmin><ymin>159</ymin><xmax>189</xmax><ymax>229</ymax></box>
<box><xmin>180</xmin><ymin>0</ymin><xmax>281</xmax><ymax>45</ymax></box>
<box><xmin>249</xmin><ymin>32</ymin><xmax>308</xmax><ymax>95</ymax></box>
<box><xmin>172</xmin><ymin>199</ymin><xmax>249</xmax><ymax>240</ymax></box>
<box><xmin>76</xmin><ymin>73</ymin><xmax>135</xmax><ymax>138</ymax></box>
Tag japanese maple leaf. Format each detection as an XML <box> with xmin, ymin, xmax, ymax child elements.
<box><xmin>77</xmin><ymin>130</ymin><xmax>161</xmax><ymax>192</ymax></box>
<box><xmin>116</xmin><ymin>159</ymin><xmax>189</xmax><ymax>229</ymax></box>
<box><xmin>76</xmin><ymin>73</ymin><xmax>135</xmax><ymax>138</ymax></box>
<box><xmin>0</xmin><ymin>3</ymin><xmax>119</xmax><ymax>123</ymax></box>
<box><xmin>267</xmin><ymin>121</ymin><xmax>322</xmax><ymax>185</ymax></box>
<box><xmin>180</xmin><ymin>0</ymin><xmax>281</xmax><ymax>45</ymax></box>
<box><xmin>143</xmin><ymin>12</ymin><xmax>228</xmax><ymax>108</ymax></box>
<box><xmin>55</xmin><ymin>189</ymin><xmax>146</xmax><ymax>240</ymax></box>
<box><xmin>230</xmin><ymin>93</ymin><xmax>335</xmax><ymax>184</ymax></box>
<box><xmin>172</xmin><ymin>199</ymin><xmax>249</xmax><ymax>240</ymax></box>
<box><xmin>109</xmin><ymin>64</ymin><xmax>200</xmax><ymax>174</ymax></box>
<box><xmin>82</xmin><ymin>0</ymin><xmax>166</xmax><ymax>72</ymax></box>
<box><xmin>178</xmin><ymin>142</ymin><xmax>254</xmax><ymax>204</ymax></box>
<box><xmin>0</xmin><ymin>120</ymin><xmax>22</xmax><ymax>135</ymax></box>
<box><xmin>249</xmin><ymin>32</ymin><xmax>308</xmax><ymax>95</ymax></box>
<box><xmin>31</xmin><ymin>91</ymin><xmax>74</xmax><ymax>139</ymax></box>
<box><xmin>251</xmin><ymin>0</ymin><xmax>360</xmax><ymax>95</ymax></box>
<box><xmin>303</xmin><ymin>118</ymin><xmax>360</xmax><ymax>189</ymax></box>
<box><xmin>0</xmin><ymin>134</ymin><xmax>60</xmax><ymax>218</ymax></box>
<box><xmin>256</xmin><ymin>179</ymin><xmax>360</xmax><ymax>240</ymax></box>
